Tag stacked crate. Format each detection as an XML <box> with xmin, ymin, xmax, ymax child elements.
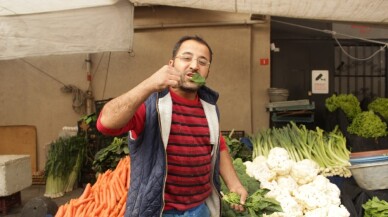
<box><xmin>0</xmin><ymin>155</ymin><xmax>32</xmax><ymax>215</ymax></box>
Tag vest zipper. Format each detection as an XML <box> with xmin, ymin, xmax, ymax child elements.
<box><xmin>211</xmin><ymin>135</ymin><xmax>222</xmax><ymax>216</ymax></box>
<box><xmin>156</xmin><ymin>92</ymin><xmax>168</xmax><ymax>217</ymax></box>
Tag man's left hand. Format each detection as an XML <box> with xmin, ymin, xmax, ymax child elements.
<box><xmin>229</xmin><ymin>185</ymin><xmax>248</xmax><ymax>212</ymax></box>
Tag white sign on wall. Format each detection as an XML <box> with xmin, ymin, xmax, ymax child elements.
<box><xmin>312</xmin><ymin>70</ymin><xmax>329</xmax><ymax>94</ymax></box>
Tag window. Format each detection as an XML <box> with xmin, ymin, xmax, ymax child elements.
<box><xmin>334</xmin><ymin>44</ymin><xmax>387</xmax><ymax>100</ymax></box>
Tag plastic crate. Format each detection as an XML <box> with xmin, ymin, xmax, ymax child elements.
<box><xmin>271</xmin><ymin>112</ymin><xmax>314</xmax><ymax>123</ymax></box>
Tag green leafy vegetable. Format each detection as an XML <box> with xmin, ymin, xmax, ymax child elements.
<box><xmin>221</xmin><ymin>158</ymin><xmax>262</xmax><ymax>216</ymax></box>
<box><xmin>191</xmin><ymin>73</ymin><xmax>206</xmax><ymax>86</ymax></box>
<box><xmin>221</xmin><ymin>158</ymin><xmax>260</xmax><ymax>195</ymax></box>
<box><xmin>368</xmin><ymin>97</ymin><xmax>388</xmax><ymax>120</ymax></box>
<box><xmin>80</xmin><ymin>113</ymin><xmax>97</xmax><ymax>124</ymax></box>
<box><xmin>223</xmin><ymin>189</ymin><xmax>282</xmax><ymax>217</ymax></box>
<box><xmin>362</xmin><ymin>197</ymin><xmax>388</xmax><ymax>217</ymax></box>
<box><xmin>224</xmin><ymin>130</ymin><xmax>252</xmax><ymax>162</ymax></box>
<box><xmin>347</xmin><ymin>111</ymin><xmax>387</xmax><ymax>138</ymax></box>
<box><xmin>325</xmin><ymin>94</ymin><xmax>361</xmax><ymax>120</ymax></box>
<box><xmin>44</xmin><ymin>135</ymin><xmax>87</xmax><ymax>198</ymax></box>
<box><xmin>92</xmin><ymin>136</ymin><xmax>129</xmax><ymax>175</ymax></box>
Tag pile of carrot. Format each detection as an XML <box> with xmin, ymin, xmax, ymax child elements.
<box><xmin>55</xmin><ymin>156</ymin><xmax>131</xmax><ymax>217</ymax></box>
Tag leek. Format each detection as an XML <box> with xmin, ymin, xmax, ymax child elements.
<box><xmin>250</xmin><ymin>122</ymin><xmax>351</xmax><ymax>178</ymax></box>
<box><xmin>44</xmin><ymin>135</ymin><xmax>86</xmax><ymax>198</ymax></box>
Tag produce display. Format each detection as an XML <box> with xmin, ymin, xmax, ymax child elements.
<box><xmin>244</xmin><ymin>147</ymin><xmax>350</xmax><ymax>217</ymax></box>
<box><xmin>45</xmin><ymin>136</ymin><xmax>87</xmax><ymax>198</ymax></box>
<box><xmin>325</xmin><ymin>94</ymin><xmax>388</xmax><ymax>140</ymax></box>
<box><xmin>347</xmin><ymin>110</ymin><xmax>387</xmax><ymax>138</ymax></box>
<box><xmin>55</xmin><ymin>156</ymin><xmax>130</xmax><ymax>217</ymax></box>
<box><xmin>51</xmin><ymin>122</ymin><xmax>362</xmax><ymax>217</ymax></box>
<box><xmin>362</xmin><ymin>197</ymin><xmax>388</xmax><ymax>217</ymax></box>
<box><xmin>249</xmin><ymin>122</ymin><xmax>351</xmax><ymax>178</ymax></box>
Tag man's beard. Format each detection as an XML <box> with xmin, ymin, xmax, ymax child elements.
<box><xmin>178</xmin><ymin>71</ymin><xmax>200</xmax><ymax>93</ymax></box>
<box><xmin>180</xmin><ymin>84</ymin><xmax>199</xmax><ymax>93</ymax></box>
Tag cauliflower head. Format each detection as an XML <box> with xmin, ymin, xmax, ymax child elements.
<box><xmin>311</xmin><ymin>175</ymin><xmax>341</xmax><ymax>206</ymax></box>
<box><xmin>327</xmin><ymin>204</ymin><xmax>350</xmax><ymax>217</ymax></box>
<box><xmin>266</xmin><ymin>147</ymin><xmax>294</xmax><ymax>176</ymax></box>
<box><xmin>271</xmin><ymin>192</ymin><xmax>304</xmax><ymax>217</ymax></box>
<box><xmin>304</xmin><ymin>207</ymin><xmax>329</xmax><ymax>217</ymax></box>
<box><xmin>290</xmin><ymin>159</ymin><xmax>319</xmax><ymax>185</ymax></box>
<box><xmin>276</xmin><ymin>175</ymin><xmax>298</xmax><ymax>194</ymax></box>
<box><xmin>245</xmin><ymin>156</ymin><xmax>277</xmax><ymax>183</ymax></box>
<box><xmin>293</xmin><ymin>184</ymin><xmax>329</xmax><ymax>211</ymax></box>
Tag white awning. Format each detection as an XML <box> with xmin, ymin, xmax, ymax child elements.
<box><xmin>130</xmin><ymin>0</ymin><xmax>388</xmax><ymax>24</ymax></box>
<box><xmin>0</xmin><ymin>0</ymin><xmax>134</xmax><ymax>60</ymax></box>
<box><xmin>1</xmin><ymin>0</ymin><xmax>386</xmax><ymax>60</ymax></box>
<box><xmin>0</xmin><ymin>0</ymin><xmax>120</xmax><ymax>16</ymax></box>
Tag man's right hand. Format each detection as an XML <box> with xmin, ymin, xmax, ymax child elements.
<box><xmin>145</xmin><ymin>65</ymin><xmax>183</xmax><ymax>92</ymax></box>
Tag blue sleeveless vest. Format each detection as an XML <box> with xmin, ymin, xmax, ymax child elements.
<box><xmin>124</xmin><ymin>86</ymin><xmax>222</xmax><ymax>217</ymax></box>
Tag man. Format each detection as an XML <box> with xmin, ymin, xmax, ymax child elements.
<box><xmin>97</xmin><ymin>35</ymin><xmax>248</xmax><ymax>217</ymax></box>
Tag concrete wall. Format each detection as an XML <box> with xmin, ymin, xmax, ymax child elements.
<box><xmin>0</xmin><ymin>6</ymin><xmax>271</xmax><ymax>171</ymax></box>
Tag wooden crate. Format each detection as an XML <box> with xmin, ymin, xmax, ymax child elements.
<box><xmin>32</xmin><ymin>174</ymin><xmax>46</xmax><ymax>185</ymax></box>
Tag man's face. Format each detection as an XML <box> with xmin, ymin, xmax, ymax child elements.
<box><xmin>169</xmin><ymin>40</ymin><xmax>211</xmax><ymax>92</ymax></box>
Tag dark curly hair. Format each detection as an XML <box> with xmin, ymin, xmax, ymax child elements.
<box><xmin>172</xmin><ymin>35</ymin><xmax>213</xmax><ymax>63</ymax></box>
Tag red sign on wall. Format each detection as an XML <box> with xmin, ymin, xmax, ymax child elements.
<box><xmin>260</xmin><ymin>58</ymin><xmax>269</xmax><ymax>65</ymax></box>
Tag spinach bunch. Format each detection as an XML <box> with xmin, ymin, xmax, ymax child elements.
<box><xmin>221</xmin><ymin>158</ymin><xmax>281</xmax><ymax>217</ymax></box>
<box><xmin>223</xmin><ymin>189</ymin><xmax>282</xmax><ymax>217</ymax></box>
<box><xmin>221</xmin><ymin>158</ymin><xmax>261</xmax><ymax>217</ymax></box>
<box><xmin>92</xmin><ymin>136</ymin><xmax>129</xmax><ymax>174</ymax></box>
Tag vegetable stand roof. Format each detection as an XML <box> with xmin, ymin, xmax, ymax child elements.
<box><xmin>0</xmin><ymin>0</ymin><xmax>134</xmax><ymax>60</ymax></box>
<box><xmin>1</xmin><ymin>0</ymin><xmax>387</xmax><ymax>60</ymax></box>
<box><xmin>129</xmin><ymin>0</ymin><xmax>388</xmax><ymax>24</ymax></box>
